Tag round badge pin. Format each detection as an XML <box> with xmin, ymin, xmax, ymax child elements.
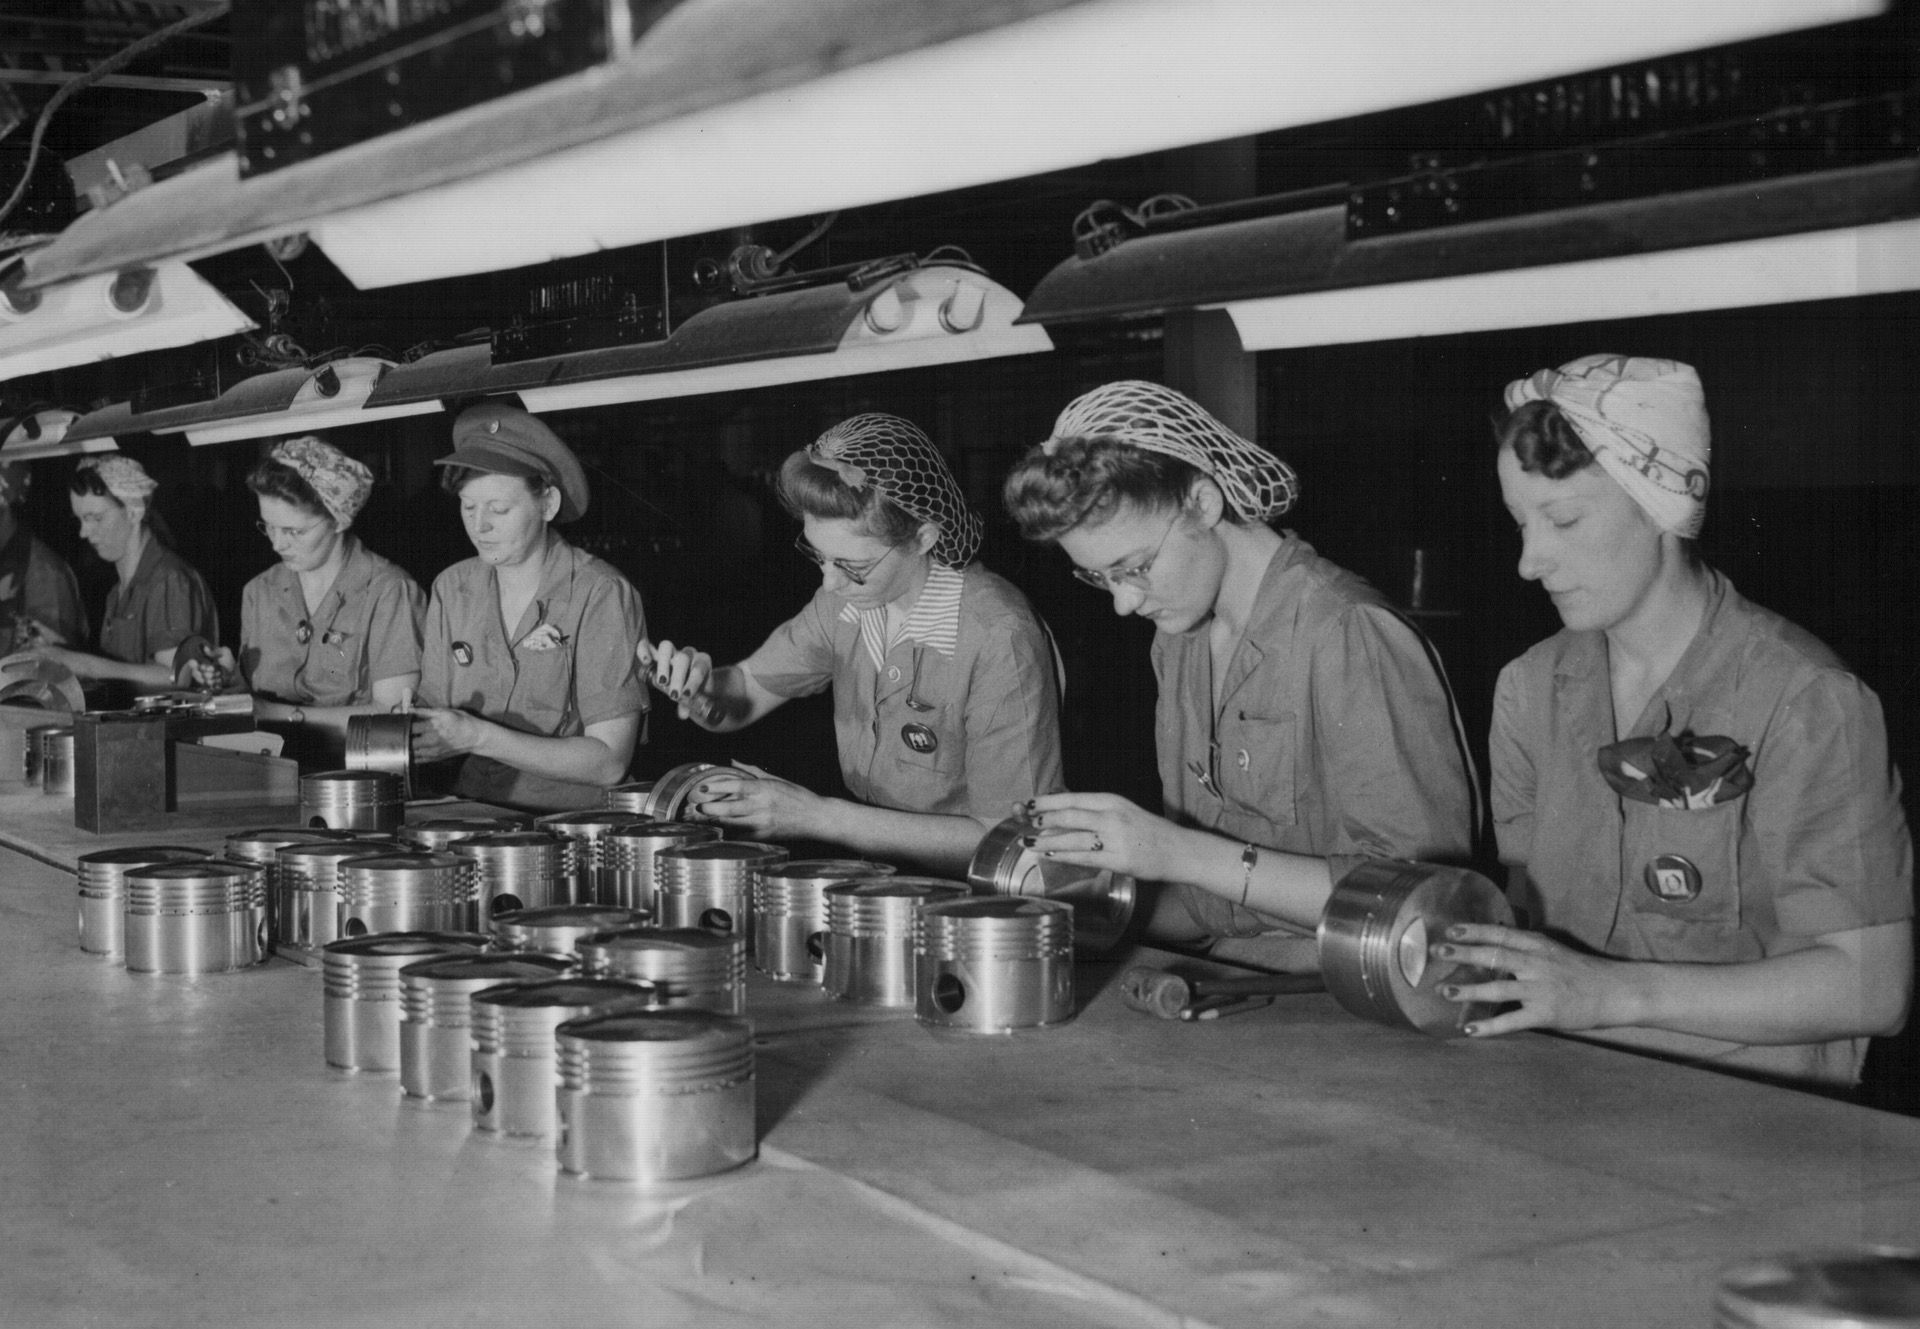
<box><xmin>1643</xmin><ymin>854</ymin><xmax>1703</xmax><ymax>903</ymax></box>
<box><xmin>901</xmin><ymin>723</ymin><xmax>938</xmax><ymax>755</ymax></box>
<box><xmin>452</xmin><ymin>641</ymin><xmax>473</xmax><ymax>667</ymax></box>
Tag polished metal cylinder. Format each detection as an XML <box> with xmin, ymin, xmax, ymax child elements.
<box><xmin>469</xmin><ymin>977</ymin><xmax>657</xmax><ymax>1138</ymax></box>
<box><xmin>754</xmin><ymin>859</ymin><xmax>896</xmax><ymax>983</ymax></box>
<box><xmin>339</xmin><ymin>851</ymin><xmax>480</xmax><ymax>937</ymax></box>
<box><xmin>535</xmin><ymin>809</ymin><xmax>649</xmax><ymax>904</ymax></box>
<box><xmin>600</xmin><ymin>821</ymin><xmax>720</xmax><ymax>913</ymax></box>
<box><xmin>322</xmin><ymin>931</ymin><xmax>488</xmax><ymax>1073</ymax></box>
<box><xmin>274</xmin><ymin>838</ymin><xmax>409</xmax><ymax>963</ymax></box>
<box><xmin>77</xmin><ymin>845</ymin><xmax>212</xmax><ymax>958</ymax></box>
<box><xmin>915</xmin><ymin>897</ymin><xmax>1075</xmax><ymax>1033</ymax></box>
<box><xmin>299</xmin><ymin>769</ymin><xmax>404</xmax><ymax>831</ymax></box>
<box><xmin>40</xmin><ymin>724</ymin><xmax>75</xmax><ymax>797</ymax></box>
<box><xmin>654</xmin><ymin>841</ymin><xmax>787</xmax><ymax>940</ymax></box>
<box><xmin>822</xmin><ymin>877</ymin><xmax>969</xmax><ymax>1007</ymax></box>
<box><xmin>602</xmin><ymin>781</ymin><xmax>655</xmax><ymax>816</ymax></box>
<box><xmin>969</xmin><ymin>816</ymin><xmax>1136</xmax><ymax>953</ymax></box>
<box><xmin>1713</xmin><ymin>1247</ymin><xmax>1920</xmax><ymax>1329</ymax></box>
<box><xmin>345</xmin><ymin>712</ymin><xmax>414</xmax><ymax>799</ymax></box>
<box><xmin>1316</xmin><ymin>859</ymin><xmax>1516</xmax><ymax>1038</ymax></box>
<box><xmin>448</xmin><ymin>831</ymin><xmax>575</xmax><ymax>920</ymax></box>
<box><xmin>226</xmin><ymin>827</ymin><xmax>358</xmax><ymax>952</ymax></box>
<box><xmin>123</xmin><ymin>860</ymin><xmax>268</xmax><ymax>975</ymax></box>
<box><xmin>491</xmin><ymin>904</ymin><xmax>650</xmax><ymax>957</ymax></box>
<box><xmin>397</xmin><ymin>951</ymin><xmax>574</xmax><ymax>1102</ymax></box>
<box><xmin>617</xmin><ymin>762</ymin><xmax>723</xmax><ymax>821</ymax></box>
<box><xmin>555</xmin><ymin>1009</ymin><xmax>756</xmax><ymax>1182</ymax></box>
<box><xmin>398</xmin><ymin>816</ymin><xmax>531</xmax><ymax>853</ymax></box>
<box><xmin>576</xmin><ymin>927</ymin><xmax>746</xmax><ymax>1015</ymax></box>
<box><xmin>24</xmin><ymin>720</ymin><xmax>64</xmax><ymax>785</ymax></box>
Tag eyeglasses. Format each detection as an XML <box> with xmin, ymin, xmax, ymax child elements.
<box><xmin>793</xmin><ymin>534</ymin><xmax>899</xmax><ymax>587</ymax></box>
<box><xmin>256</xmin><ymin>518</ymin><xmax>326</xmax><ymax>543</ymax></box>
<box><xmin>1071</xmin><ymin>511</ymin><xmax>1181</xmax><ymax>592</ymax></box>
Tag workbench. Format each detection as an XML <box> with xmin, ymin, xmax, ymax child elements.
<box><xmin>3</xmin><ymin>800</ymin><xmax>1917</xmax><ymax>1328</ymax></box>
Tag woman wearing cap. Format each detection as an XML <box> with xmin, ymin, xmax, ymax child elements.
<box><xmin>0</xmin><ymin>461</ymin><xmax>84</xmax><ymax>651</ymax></box>
<box><xmin>194</xmin><ymin>436</ymin><xmax>424</xmax><ymax>737</ymax></box>
<box><xmin>1437</xmin><ymin>354</ymin><xmax>1910</xmax><ymax>1087</ymax></box>
<box><xmin>26</xmin><ymin>454</ymin><xmax>216</xmax><ymax>690</ymax></box>
<box><xmin>640</xmin><ymin>413</ymin><xmax>1062</xmax><ymax>874</ymax></box>
<box><xmin>412</xmin><ymin>402</ymin><xmax>647</xmax><ymax>812</ymax></box>
<box><xmin>1002</xmin><ymin>381</ymin><xmax>1474</xmax><ymax>969</ymax></box>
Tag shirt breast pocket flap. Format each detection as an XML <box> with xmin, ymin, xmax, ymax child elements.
<box><xmin>514</xmin><ymin>641</ymin><xmax>574</xmax><ymax>723</ymax></box>
<box><xmin>1221</xmin><ymin>708</ymin><xmax>1296</xmax><ymax>821</ymax></box>
<box><xmin>1629</xmin><ymin>800</ymin><xmax>1744</xmax><ymax>924</ymax></box>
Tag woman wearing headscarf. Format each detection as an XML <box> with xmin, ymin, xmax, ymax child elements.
<box><xmin>196</xmin><ymin>436</ymin><xmax>424</xmax><ymax>737</ymax></box>
<box><xmin>1439</xmin><ymin>354</ymin><xmax>1911</xmax><ymax>1087</ymax></box>
<box><xmin>1002</xmin><ymin>381</ymin><xmax>1474</xmax><ymax>969</ymax></box>
<box><xmin>30</xmin><ymin>454</ymin><xmax>216</xmax><ymax>691</ymax></box>
<box><xmin>412</xmin><ymin>402</ymin><xmax>647</xmax><ymax>812</ymax></box>
<box><xmin>0</xmin><ymin>461</ymin><xmax>84</xmax><ymax>651</ymax></box>
<box><xmin>640</xmin><ymin>413</ymin><xmax>1062</xmax><ymax>874</ymax></box>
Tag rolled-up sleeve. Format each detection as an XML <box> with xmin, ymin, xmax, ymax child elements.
<box><xmin>416</xmin><ymin>574</ymin><xmax>455</xmax><ymax>708</ymax></box>
<box><xmin>572</xmin><ymin>574</ymin><xmax>647</xmax><ymax>728</ymax></box>
<box><xmin>365</xmin><ymin>574</ymin><xmax>426</xmax><ymax>685</ymax></box>
<box><xmin>141</xmin><ymin>565</ymin><xmax>218</xmax><ymax>659</ymax></box>
<box><xmin>958</xmin><ymin>616</ymin><xmax>1063</xmax><ymax>819</ymax></box>
<box><xmin>741</xmin><ymin>592</ymin><xmax>837</xmax><ymax>700</ymax></box>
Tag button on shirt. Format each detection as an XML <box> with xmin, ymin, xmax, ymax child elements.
<box><xmin>743</xmin><ymin>562</ymin><xmax>1063</xmax><ymax>821</ymax></box>
<box><xmin>99</xmin><ymin>538</ymin><xmax>217</xmax><ymax>665</ymax></box>
<box><xmin>239</xmin><ymin>537</ymin><xmax>425</xmax><ymax>707</ymax></box>
<box><xmin>1491</xmin><ymin>569</ymin><xmax>1913</xmax><ymax>1086</ymax></box>
<box><xmin>1156</xmin><ymin>533</ymin><xmax>1474</xmax><ymax>941</ymax></box>
<box><xmin>418</xmin><ymin>534</ymin><xmax>647</xmax><ymax>812</ymax></box>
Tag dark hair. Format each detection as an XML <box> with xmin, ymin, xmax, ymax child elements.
<box><xmin>245</xmin><ymin>456</ymin><xmax>328</xmax><ymax>521</ymax></box>
<box><xmin>438</xmin><ymin>466</ymin><xmax>550</xmax><ymax>502</ymax></box>
<box><xmin>775</xmin><ymin>451</ymin><xmax>921</xmax><ymax>546</ymax></box>
<box><xmin>68</xmin><ymin>463</ymin><xmax>176</xmax><ymax>545</ymax></box>
<box><xmin>1002</xmin><ymin>436</ymin><xmax>1207</xmax><ymax>542</ymax></box>
<box><xmin>1496</xmin><ymin>400</ymin><xmax>1597</xmax><ymax>480</ymax></box>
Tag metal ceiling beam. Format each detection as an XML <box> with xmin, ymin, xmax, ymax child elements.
<box><xmin>0</xmin><ymin>70</ymin><xmax>228</xmax><ymax>93</ymax></box>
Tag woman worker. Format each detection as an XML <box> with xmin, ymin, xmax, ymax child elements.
<box><xmin>192</xmin><ymin>437</ymin><xmax>424</xmax><ymax>737</ymax></box>
<box><xmin>411</xmin><ymin>402</ymin><xmax>647</xmax><ymax>812</ymax></box>
<box><xmin>1440</xmin><ymin>353</ymin><xmax>1911</xmax><ymax>1087</ymax></box>
<box><xmin>639</xmin><ymin>413</ymin><xmax>1063</xmax><ymax>875</ymax></box>
<box><xmin>0</xmin><ymin>460</ymin><xmax>84</xmax><ymax>650</ymax></box>
<box><xmin>29</xmin><ymin>454</ymin><xmax>216</xmax><ymax>691</ymax></box>
<box><xmin>1002</xmin><ymin>381</ymin><xmax>1474</xmax><ymax>969</ymax></box>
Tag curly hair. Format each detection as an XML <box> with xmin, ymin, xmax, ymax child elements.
<box><xmin>1002</xmin><ymin>436</ymin><xmax>1209</xmax><ymax>542</ymax></box>
<box><xmin>776</xmin><ymin>450</ymin><xmax>922</xmax><ymax>546</ymax></box>
<box><xmin>245</xmin><ymin>456</ymin><xmax>327</xmax><ymax>520</ymax></box>
<box><xmin>1496</xmin><ymin>399</ymin><xmax>1597</xmax><ymax>480</ymax></box>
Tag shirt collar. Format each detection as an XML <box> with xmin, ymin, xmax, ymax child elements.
<box><xmin>838</xmin><ymin>561</ymin><xmax>964</xmax><ymax>657</ymax></box>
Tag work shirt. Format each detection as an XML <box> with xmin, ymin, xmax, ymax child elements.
<box><xmin>744</xmin><ymin>561</ymin><xmax>1063</xmax><ymax>821</ymax></box>
<box><xmin>0</xmin><ymin>526</ymin><xmax>84</xmax><ymax>649</ymax></box>
<box><xmin>238</xmin><ymin>536</ymin><xmax>425</xmax><ymax>707</ymax></box>
<box><xmin>419</xmin><ymin>533</ymin><xmax>647</xmax><ymax>812</ymax></box>
<box><xmin>1492</xmin><ymin>569</ymin><xmax>1913</xmax><ymax>1087</ymax></box>
<box><xmin>99</xmin><ymin>538</ymin><xmax>217</xmax><ymax>665</ymax></box>
<box><xmin>1156</xmin><ymin>533</ymin><xmax>1474</xmax><ymax>946</ymax></box>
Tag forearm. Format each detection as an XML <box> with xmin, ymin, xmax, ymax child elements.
<box><xmin>1608</xmin><ymin>935</ymin><xmax>1908</xmax><ymax>1044</ymax></box>
<box><xmin>812</xmin><ymin>800</ymin><xmax>990</xmax><ymax>877</ymax></box>
<box><xmin>471</xmin><ymin>724</ymin><xmax>627</xmax><ymax>787</ymax></box>
<box><xmin>65</xmin><ymin>651</ymin><xmax>174</xmax><ymax>689</ymax></box>
<box><xmin>689</xmin><ymin>665</ymin><xmax>779</xmax><ymax>733</ymax></box>
<box><xmin>1162</xmin><ymin>826</ymin><xmax>1335</xmax><ymax>934</ymax></box>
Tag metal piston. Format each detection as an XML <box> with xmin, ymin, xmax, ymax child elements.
<box><xmin>299</xmin><ymin>769</ymin><xmax>404</xmax><ymax>832</ymax></box>
<box><xmin>39</xmin><ymin>724</ymin><xmax>75</xmax><ymax>798</ymax></box>
<box><xmin>969</xmin><ymin>816</ymin><xmax>1136</xmax><ymax>953</ymax></box>
<box><xmin>609</xmin><ymin>762</ymin><xmax>724</xmax><ymax>821</ymax></box>
<box><xmin>915</xmin><ymin>896</ymin><xmax>1076</xmax><ymax>1034</ymax></box>
<box><xmin>273</xmin><ymin>838</ymin><xmax>410</xmax><ymax>964</ymax></box>
<box><xmin>653</xmin><ymin>841</ymin><xmax>787</xmax><ymax>940</ymax></box>
<box><xmin>397</xmin><ymin>951</ymin><xmax>575</xmax><ymax>1103</ymax></box>
<box><xmin>123</xmin><ymin>860</ymin><xmax>268</xmax><ymax>975</ymax></box>
<box><xmin>491</xmin><ymin>904</ymin><xmax>651</xmax><ymax>957</ymax></box>
<box><xmin>447</xmin><ymin>831</ymin><xmax>576</xmax><ymax>919</ymax></box>
<box><xmin>345</xmin><ymin>713</ymin><xmax>414</xmax><ymax>799</ymax></box>
<box><xmin>322</xmin><ymin>931</ymin><xmax>489</xmax><ymax>1073</ymax></box>
<box><xmin>576</xmin><ymin>927</ymin><xmax>747</xmax><ymax>1015</ymax></box>
<box><xmin>534</xmin><ymin>809</ymin><xmax>651</xmax><ymax>904</ymax></box>
<box><xmin>555</xmin><ymin>1008</ymin><xmax>756</xmax><ymax>1183</ymax></box>
<box><xmin>600</xmin><ymin>821</ymin><xmax>721</xmax><ymax>914</ymax></box>
<box><xmin>398</xmin><ymin>816</ymin><xmax>532</xmax><ymax>853</ymax></box>
<box><xmin>77</xmin><ymin>845</ymin><xmax>212</xmax><ymax>958</ymax></box>
<box><xmin>822</xmin><ymin>877</ymin><xmax>969</xmax><ymax>1007</ymax></box>
<box><xmin>753</xmin><ymin>859</ymin><xmax>896</xmax><ymax>984</ymax></box>
<box><xmin>469</xmin><ymin>977</ymin><xmax>658</xmax><ymax>1138</ymax></box>
<box><xmin>338</xmin><ymin>852</ymin><xmax>480</xmax><ymax>938</ymax></box>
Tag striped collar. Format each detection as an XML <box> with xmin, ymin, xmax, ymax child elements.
<box><xmin>839</xmin><ymin>562</ymin><xmax>963</xmax><ymax>671</ymax></box>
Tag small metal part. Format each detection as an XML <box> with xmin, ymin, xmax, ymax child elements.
<box><xmin>653</xmin><ymin>841</ymin><xmax>787</xmax><ymax>940</ymax></box>
<box><xmin>823</xmin><ymin>877</ymin><xmax>968</xmax><ymax>1008</ymax></box>
<box><xmin>915</xmin><ymin>896</ymin><xmax>1075</xmax><ymax>1034</ymax></box>
<box><xmin>123</xmin><ymin>861</ymin><xmax>269</xmax><ymax>976</ymax></box>
<box><xmin>969</xmin><ymin>816</ymin><xmax>1135</xmax><ymax>954</ymax></box>
<box><xmin>754</xmin><ymin>860</ymin><xmax>895</xmax><ymax>984</ymax></box>
<box><xmin>345</xmin><ymin>713</ymin><xmax>413</xmax><ymax>800</ymax></box>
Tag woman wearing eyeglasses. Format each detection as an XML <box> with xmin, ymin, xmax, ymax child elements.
<box><xmin>1002</xmin><ymin>381</ymin><xmax>1475</xmax><ymax>969</ymax></box>
<box><xmin>196</xmin><ymin>436</ymin><xmax>424</xmax><ymax>739</ymax></box>
<box><xmin>640</xmin><ymin>413</ymin><xmax>1062</xmax><ymax>874</ymax></box>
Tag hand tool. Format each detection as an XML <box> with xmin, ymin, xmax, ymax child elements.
<box><xmin>1117</xmin><ymin>964</ymin><xmax>1324</xmax><ymax>1021</ymax></box>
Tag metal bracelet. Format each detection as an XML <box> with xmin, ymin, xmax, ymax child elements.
<box><xmin>1239</xmin><ymin>843</ymin><xmax>1258</xmax><ymax>907</ymax></box>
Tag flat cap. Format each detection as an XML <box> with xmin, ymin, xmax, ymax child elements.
<box><xmin>435</xmin><ymin>401</ymin><xmax>589</xmax><ymax>522</ymax></box>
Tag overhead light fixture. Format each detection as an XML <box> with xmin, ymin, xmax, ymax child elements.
<box><xmin>0</xmin><ymin>262</ymin><xmax>253</xmax><ymax>383</ymax></box>
<box><xmin>7</xmin><ymin>0</ymin><xmax>1878</xmax><ymax>291</ymax></box>
<box><xmin>498</xmin><ymin>264</ymin><xmax>1049</xmax><ymax>413</ymax></box>
<box><xmin>0</xmin><ymin>408</ymin><xmax>118</xmax><ymax>461</ymax></box>
<box><xmin>360</xmin><ymin>344</ymin><xmax>493</xmax><ymax>411</ymax></box>
<box><xmin>169</xmin><ymin>358</ymin><xmax>441</xmax><ymax>445</ymax></box>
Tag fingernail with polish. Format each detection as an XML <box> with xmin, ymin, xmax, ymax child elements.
<box><xmin>1020</xmin><ymin>835</ymin><xmax>1039</xmax><ymax>847</ymax></box>
<box><xmin>1434</xmin><ymin>944</ymin><xmax>1456</xmax><ymax>959</ymax></box>
<box><xmin>1463</xmin><ymin>1024</ymin><xmax>1481</xmax><ymax>1037</ymax></box>
<box><xmin>1447</xmin><ymin>924</ymin><xmax>1467</xmax><ymax>940</ymax></box>
<box><xmin>1440</xmin><ymin>985</ymin><xmax>1460</xmax><ymax>1000</ymax></box>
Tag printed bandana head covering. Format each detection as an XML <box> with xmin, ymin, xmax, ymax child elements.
<box><xmin>271</xmin><ymin>435</ymin><xmax>374</xmax><ymax>531</ymax></box>
<box><xmin>78</xmin><ymin>454</ymin><xmax>158</xmax><ymax>523</ymax></box>
<box><xmin>1503</xmin><ymin>353</ymin><xmax>1711</xmax><ymax>538</ymax></box>
<box><xmin>1043</xmin><ymin>380</ymin><xmax>1299</xmax><ymax>522</ymax></box>
<box><xmin>806</xmin><ymin>414</ymin><xmax>984</xmax><ymax>568</ymax></box>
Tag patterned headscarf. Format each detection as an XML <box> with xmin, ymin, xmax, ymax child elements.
<box><xmin>271</xmin><ymin>435</ymin><xmax>374</xmax><ymax>531</ymax></box>
<box><xmin>77</xmin><ymin>454</ymin><xmax>158</xmax><ymax>523</ymax></box>
<box><xmin>806</xmin><ymin>414</ymin><xmax>984</xmax><ymax>568</ymax></box>
<box><xmin>1044</xmin><ymin>380</ymin><xmax>1299</xmax><ymax>522</ymax></box>
<box><xmin>1504</xmin><ymin>354</ymin><xmax>1711</xmax><ymax>538</ymax></box>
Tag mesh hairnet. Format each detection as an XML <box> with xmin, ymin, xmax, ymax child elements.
<box><xmin>807</xmin><ymin>414</ymin><xmax>984</xmax><ymax>568</ymax></box>
<box><xmin>1044</xmin><ymin>380</ymin><xmax>1299</xmax><ymax>521</ymax></box>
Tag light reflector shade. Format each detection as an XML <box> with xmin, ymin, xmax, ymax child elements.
<box><xmin>0</xmin><ymin>263</ymin><xmax>253</xmax><ymax>383</ymax></box>
<box><xmin>0</xmin><ymin>409</ymin><xmax>118</xmax><ymax>461</ymax></box>
<box><xmin>177</xmin><ymin>358</ymin><xmax>441</xmax><ymax>445</ymax></box>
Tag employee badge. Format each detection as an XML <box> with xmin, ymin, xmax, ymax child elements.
<box><xmin>451</xmin><ymin>641</ymin><xmax>473</xmax><ymax>667</ymax></box>
<box><xmin>1644</xmin><ymin>854</ymin><xmax>1702</xmax><ymax>903</ymax></box>
<box><xmin>900</xmin><ymin>723</ymin><xmax>938</xmax><ymax>755</ymax></box>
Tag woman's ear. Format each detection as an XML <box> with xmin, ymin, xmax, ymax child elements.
<box><xmin>913</xmin><ymin>522</ymin><xmax>941</xmax><ymax>557</ymax></box>
<box><xmin>541</xmin><ymin>484</ymin><xmax>564</xmax><ymax>523</ymax></box>
<box><xmin>1187</xmin><ymin>476</ymin><xmax>1228</xmax><ymax>529</ymax></box>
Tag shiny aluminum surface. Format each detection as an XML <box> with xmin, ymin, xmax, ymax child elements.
<box><xmin>469</xmin><ymin>977</ymin><xmax>658</xmax><ymax>1138</ymax></box>
<box><xmin>397</xmin><ymin>951</ymin><xmax>574</xmax><ymax>1102</ymax></box>
<box><xmin>822</xmin><ymin>877</ymin><xmax>968</xmax><ymax>1007</ymax></box>
<box><xmin>299</xmin><ymin>769</ymin><xmax>404</xmax><ymax>831</ymax></box>
<box><xmin>398</xmin><ymin>816</ymin><xmax>531</xmax><ymax>852</ymax></box>
<box><xmin>273</xmin><ymin>838</ymin><xmax>409</xmax><ymax>963</ymax></box>
<box><xmin>753</xmin><ymin>859</ymin><xmax>895</xmax><ymax>983</ymax></box>
<box><xmin>448</xmin><ymin>831</ymin><xmax>575</xmax><ymax>920</ymax></box>
<box><xmin>534</xmin><ymin>809</ymin><xmax>648</xmax><ymax>904</ymax></box>
<box><xmin>22</xmin><ymin>720</ymin><xmax>64</xmax><ymax>784</ymax></box>
<box><xmin>1316</xmin><ymin>859</ymin><xmax>1515</xmax><ymax>1038</ymax></box>
<box><xmin>555</xmin><ymin>1009</ymin><xmax>756</xmax><ymax>1182</ymax></box>
<box><xmin>321</xmin><ymin>931</ymin><xmax>488</xmax><ymax>1073</ymax></box>
<box><xmin>576</xmin><ymin>927</ymin><xmax>746</xmax><ymax>1015</ymax></box>
<box><xmin>123</xmin><ymin>860</ymin><xmax>267</xmax><ymax>975</ymax></box>
<box><xmin>600</xmin><ymin>821</ymin><xmax>720</xmax><ymax>913</ymax></box>
<box><xmin>76</xmin><ymin>845</ymin><xmax>211</xmax><ymax>958</ymax></box>
<box><xmin>39</xmin><ymin>725</ymin><xmax>74</xmax><ymax>797</ymax></box>
<box><xmin>969</xmin><ymin>816</ymin><xmax>1136</xmax><ymax>953</ymax></box>
<box><xmin>915</xmin><ymin>897</ymin><xmax>1075</xmax><ymax>1034</ymax></box>
<box><xmin>490</xmin><ymin>904</ymin><xmax>649</xmax><ymax>957</ymax></box>
<box><xmin>338</xmin><ymin>851</ymin><xmax>479</xmax><ymax>938</ymax></box>
<box><xmin>345</xmin><ymin>713</ymin><xmax>414</xmax><ymax>799</ymax></box>
<box><xmin>654</xmin><ymin>841</ymin><xmax>787</xmax><ymax>940</ymax></box>
<box><xmin>624</xmin><ymin>762</ymin><xmax>723</xmax><ymax>821</ymax></box>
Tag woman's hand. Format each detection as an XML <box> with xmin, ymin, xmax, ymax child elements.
<box><xmin>184</xmin><ymin>647</ymin><xmax>236</xmax><ymax>691</ymax></box>
<box><xmin>1433</xmin><ymin>922</ymin><xmax>1638</xmax><ymax>1037</ymax></box>
<box><xmin>635</xmin><ymin>639</ymin><xmax>720</xmax><ymax>723</ymax></box>
<box><xmin>1024</xmin><ymin>792</ymin><xmax>1198</xmax><ymax>885</ymax></box>
<box><xmin>688</xmin><ymin>769</ymin><xmax>822</xmax><ymax>841</ymax></box>
<box><xmin>410</xmin><ymin>705</ymin><xmax>489</xmax><ymax>763</ymax></box>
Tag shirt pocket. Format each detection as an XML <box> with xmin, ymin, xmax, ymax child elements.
<box><xmin>1622</xmin><ymin>799</ymin><xmax>1746</xmax><ymax>949</ymax></box>
<box><xmin>511</xmin><ymin>641</ymin><xmax>576</xmax><ymax>734</ymax></box>
<box><xmin>1218</xmin><ymin>709</ymin><xmax>1297</xmax><ymax>826</ymax></box>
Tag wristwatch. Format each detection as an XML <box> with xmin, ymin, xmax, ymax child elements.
<box><xmin>288</xmin><ymin>706</ymin><xmax>306</xmax><ymax>724</ymax></box>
